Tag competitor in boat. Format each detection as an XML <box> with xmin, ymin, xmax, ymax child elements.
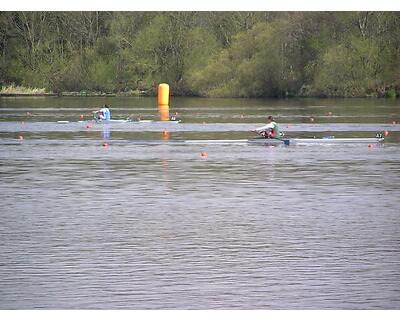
<box><xmin>253</xmin><ymin>115</ymin><xmax>284</xmax><ymax>139</ymax></box>
<box><xmin>93</xmin><ymin>104</ymin><xmax>111</xmax><ymax>122</ymax></box>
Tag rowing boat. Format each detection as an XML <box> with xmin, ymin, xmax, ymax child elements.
<box><xmin>248</xmin><ymin>136</ymin><xmax>384</xmax><ymax>145</ymax></box>
<box><xmin>57</xmin><ymin>119</ymin><xmax>181</xmax><ymax>124</ymax></box>
<box><xmin>121</xmin><ymin>136</ymin><xmax>384</xmax><ymax>146</ymax></box>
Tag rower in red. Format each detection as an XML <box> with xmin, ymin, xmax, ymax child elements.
<box><xmin>253</xmin><ymin>116</ymin><xmax>284</xmax><ymax>139</ymax></box>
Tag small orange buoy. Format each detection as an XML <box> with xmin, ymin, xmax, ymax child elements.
<box><xmin>201</xmin><ymin>151</ymin><xmax>208</xmax><ymax>158</ymax></box>
<box><xmin>162</xmin><ymin>130</ymin><xmax>170</xmax><ymax>140</ymax></box>
<box><xmin>384</xmin><ymin>130</ymin><xmax>390</xmax><ymax>137</ymax></box>
<box><xmin>309</xmin><ymin>116</ymin><xmax>315</xmax><ymax>123</ymax></box>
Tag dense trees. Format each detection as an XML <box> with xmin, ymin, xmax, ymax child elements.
<box><xmin>0</xmin><ymin>11</ymin><xmax>399</xmax><ymax>97</ymax></box>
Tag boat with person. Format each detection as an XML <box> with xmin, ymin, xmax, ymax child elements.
<box><xmin>121</xmin><ymin>134</ymin><xmax>384</xmax><ymax>146</ymax></box>
<box><xmin>56</xmin><ymin>118</ymin><xmax>181</xmax><ymax>124</ymax></box>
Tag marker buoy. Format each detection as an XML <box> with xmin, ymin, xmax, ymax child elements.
<box><xmin>201</xmin><ymin>151</ymin><xmax>208</xmax><ymax>158</ymax></box>
<box><xmin>158</xmin><ymin>83</ymin><xmax>170</xmax><ymax>121</ymax></box>
<box><xmin>86</xmin><ymin>124</ymin><xmax>91</xmax><ymax>129</ymax></box>
<box><xmin>162</xmin><ymin>130</ymin><xmax>170</xmax><ymax>140</ymax></box>
<box><xmin>18</xmin><ymin>135</ymin><xmax>24</xmax><ymax>140</ymax></box>
<box><xmin>80</xmin><ymin>114</ymin><xmax>84</xmax><ymax>120</ymax></box>
<box><xmin>384</xmin><ymin>130</ymin><xmax>389</xmax><ymax>137</ymax></box>
<box><xmin>368</xmin><ymin>144</ymin><xmax>373</xmax><ymax>148</ymax></box>
<box><xmin>309</xmin><ymin>116</ymin><xmax>315</xmax><ymax>123</ymax></box>
<box><xmin>102</xmin><ymin>143</ymin><xmax>108</xmax><ymax>147</ymax></box>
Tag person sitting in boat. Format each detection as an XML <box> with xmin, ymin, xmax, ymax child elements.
<box><xmin>93</xmin><ymin>104</ymin><xmax>111</xmax><ymax>121</ymax></box>
<box><xmin>253</xmin><ymin>116</ymin><xmax>284</xmax><ymax>139</ymax></box>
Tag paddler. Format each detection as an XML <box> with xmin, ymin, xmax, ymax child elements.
<box><xmin>253</xmin><ymin>115</ymin><xmax>284</xmax><ymax>139</ymax></box>
<box><xmin>93</xmin><ymin>104</ymin><xmax>111</xmax><ymax>121</ymax></box>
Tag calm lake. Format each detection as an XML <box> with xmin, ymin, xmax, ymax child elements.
<box><xmin>0</xmin><ymin>97</ymin><xmax>399</xmax><ymax>309</ymax></box>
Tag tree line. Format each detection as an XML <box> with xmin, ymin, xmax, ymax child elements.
<box><xmin>0</xmin><ymin>12</ymin><xmax>399</xmax><ymax>98</ymax></box>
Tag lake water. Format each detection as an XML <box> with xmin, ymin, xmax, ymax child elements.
<box><xmin>0</xmin><ymin>97</ymin><xmax>399</xmax><ymax>309</ymax></box>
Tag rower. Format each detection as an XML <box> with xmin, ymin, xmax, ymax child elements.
<box><xmin>254</xmin><ymin>115</ymin><xmax>284</xmax><ymax>139</ymax></box>
<box><xmin>93</xmin><ymin>104</ymin><xmax>111</xmax><ymax>122</ymax></box>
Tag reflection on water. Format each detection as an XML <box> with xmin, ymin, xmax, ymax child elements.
<box><xmin>0</xmin><ymin>97</ymin><xmax>400</xmax><ymax>309</ymax></box>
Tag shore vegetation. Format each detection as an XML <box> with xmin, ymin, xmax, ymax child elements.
<box><xmin>1</xmin><ymin>12</ymin><xmax>399</xmax><ymax>98</ymax></box>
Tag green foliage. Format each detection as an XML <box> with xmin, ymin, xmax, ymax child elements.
<box><xmin>385</xmin><ymin>88</ymin><xmax>397</xmax><ymax>98</ymax></box>
<box><xmin>0</xmin><ymin>12</ymin><xmax>399</xmax><ymax>98</ymax></box>
<box><xmin>313</xmin><ymin>37</ymin><xmax>381</xmax><ymax>97</ymax></box>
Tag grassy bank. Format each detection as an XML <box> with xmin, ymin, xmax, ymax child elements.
<box><xmin>0</xmin><ymin>85</ymin><xmax>150</xmax><ymax>97</ymax></box>
<box><xmin>0</xmin><ymin>84</ymin><xmax>54</xmax><ymax>96</ymax></box>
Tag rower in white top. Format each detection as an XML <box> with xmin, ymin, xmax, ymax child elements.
<box><xmin>93</xmin><ymin>104</ymin><xmax>111</xmax><ymax>122</ymax></box>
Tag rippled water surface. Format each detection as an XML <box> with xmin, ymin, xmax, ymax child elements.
<box><xmin>0</xmin><ymin>97</ymin><xmax>400</xmax><ymax>309</ymax></box>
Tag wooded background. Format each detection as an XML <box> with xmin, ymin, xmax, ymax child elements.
<box><xmin>0</xmin><ymin>12</ymin><xmax>399</xmax><ymax>97</ymax></box>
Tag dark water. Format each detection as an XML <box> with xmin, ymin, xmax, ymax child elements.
<box><xmin>0</xmin><ymin>97</ymin><xmax>399</xmax><ymax>309</ymax></box>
